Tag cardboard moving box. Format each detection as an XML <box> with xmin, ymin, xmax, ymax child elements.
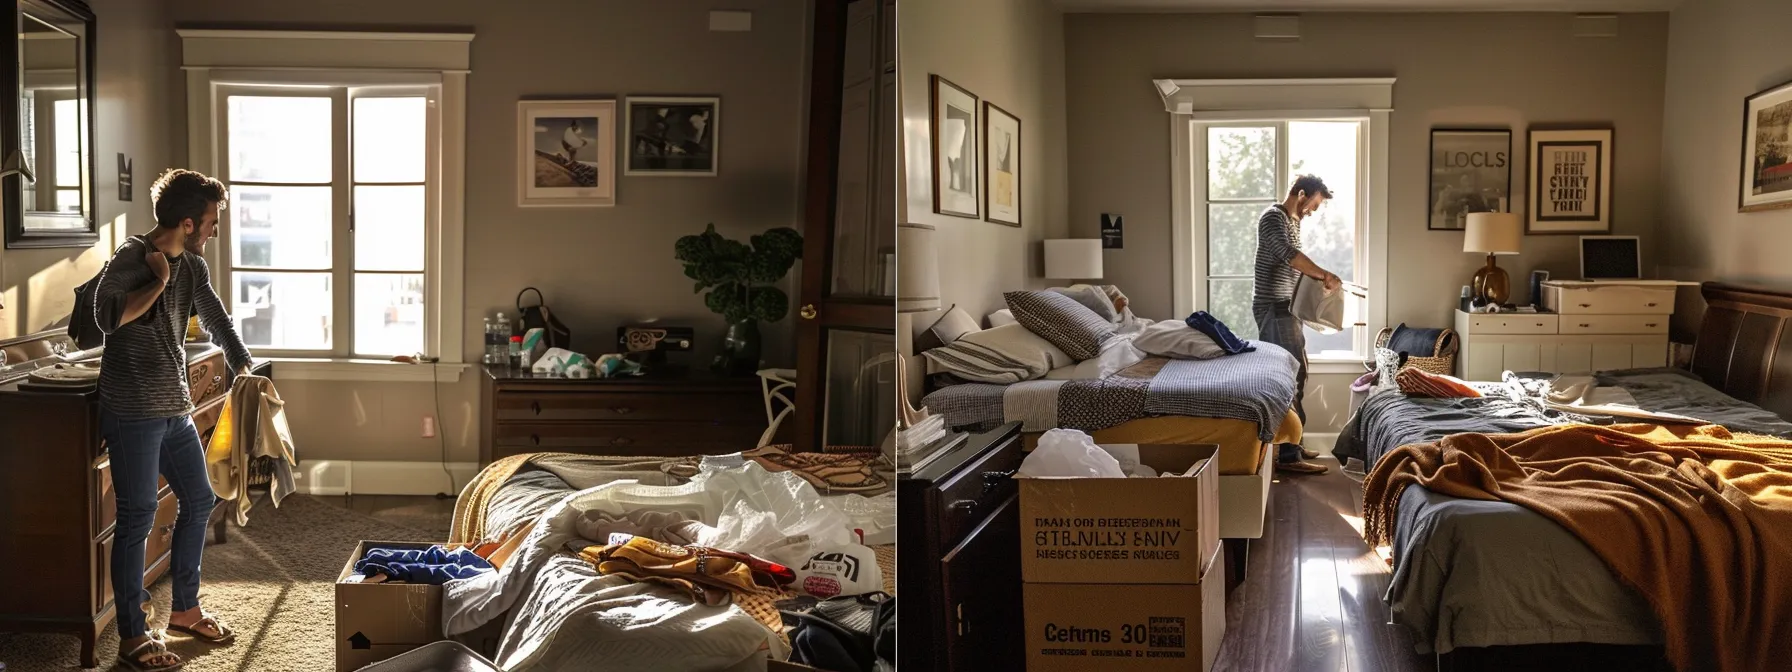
<box><xmin>1023</xmin><ymin>546</ymin><xmax>1227</xmax><ymax>672</ymax></box>
<box><xmin>335</xmin><ymin>540</ymin><xmax>449</xmax><ymax>672</ymax></box>
<box><xmin>1017</xmin><ymin>444</ymin><xmax>1221</xmax><ymax>585</ymax></box>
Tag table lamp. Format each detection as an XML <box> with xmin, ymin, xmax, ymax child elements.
<box><xmin>897</xmin><ymin>223</ymin><xmax>941</xmax><ymax>314</ymax></box>
<box><xmin>1044</xmin><ymin>239</ymin><xmax>1103</xmax><ymax>281</ymax></box>
<box><xmin>1464</xmin><ymin>212</ymin><xmax>1522</xmax><ymax>305</ymax></box>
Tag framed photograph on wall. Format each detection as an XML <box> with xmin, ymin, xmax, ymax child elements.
<box><xmin>625</xmin><ymin>96</ymin><xmax>719</xmax><ymax>176</ymax></box>
<box><xmin>1427</xmin><ymin>129</ymin><xmax>1512</xmax><ymax>230</ymax></box>
<box><xmin>983</xmin><ymin>102</ymin><xmax>1021</xmax><ymax>227</ymax></box>
<box><xmin>517</xmin><ymin>99</ymin><xmax>616</xmax><ymax>208</ymax></box>
<box><xmin>930</xmin><ymin>75</ymin><xmax>979</xmax><ymax>219</ymax></box>
<box><xmin>1741</xmin><ymin>79</ymin><xmax>1792</xmax><ymax>212</ymax></box>
<box><xmin>1526</xmin><ymin>128</ymin><xmax>1613</xmax><ymax>234</ymax></box>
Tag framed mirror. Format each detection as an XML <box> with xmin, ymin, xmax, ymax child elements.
<box><xmin>3</xmin><ymin>0</ymin><xmax>95</xmax><ymax>249</ymax></box>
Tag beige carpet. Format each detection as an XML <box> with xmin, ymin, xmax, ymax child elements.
<box><xmin>0</xmin><ymin>494</ymin><xmax>438</xmax><ymax>672</ymax></box>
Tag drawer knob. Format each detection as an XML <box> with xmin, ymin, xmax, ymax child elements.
<box><xmin>530</xmin><ymin>434</ymin><xmax>541</xmax><ymax>446</ymax></box>
<box><xmin>612</xmin><ymin>406</ymin><xmax>634</xmax><ymax>415</ymax></box>
<box><xmin>531</xmin><ymin>402</ymin><xmax>542</xmax><ymax>415</ymax></box>
<box><xmin>1579</xmin><ymin>303</ymin><xmax>1592</xmax><ymax>308</ymax></box>
<box><xmin>1646</xmin><ymin>302</ymin><xmax>1659</xmax><ymax>307</ymax></box>
<box><xmin>612</xmin><ymin>437</ymin><xmax>634</xmax><ymax>446</ymax></box>
<box><xmin>1646</xmin><ymin>323</ymin><xmax>1658</xmax><ymax>328</ymax></box>
<box><xmin>1579</xmin><ymin>323</ymin><xmax>1591</xmax><ymax>328</ymax></box>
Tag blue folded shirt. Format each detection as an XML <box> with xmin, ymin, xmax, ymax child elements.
<box><xmin>354</xmin><ymin>545</ymin><xmax>495</xmax><ymax>585</ymax></box>
<box><xmin>1184</xmin><ymin>311</ymin><xmax>1256</xmax><ymax>355</ymax></box>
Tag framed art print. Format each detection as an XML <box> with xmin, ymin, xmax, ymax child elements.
<box><xmin>1527</xmin><ymin>128</ymin><xmax>1613</xmax><ymax>234</ymax></box>
<box><xmin>983</xmin><ymin>102</ymin><xmax>1020</xmax><ymax>226</ymax></box>
<box><xmin>1428</xmin><ymin>129</ymin><xmax>1512</xmax><ymax>231</ymax></box>
<box><xmin>517</xmin><ymin>99</ymin><xmax>616</xmax><ymax>207</ymax></box>
<box><xmin>625</xmin><ymin>96</ymin><xmax>719</xmax><ymax>176</ymax></box>
<box><xmin>1741</xmin><ymin>79</ymin><xmax>1792</xmax><ymax>212</ymax></box>
<box><xmin>930</xmin><ymin>75</ymin><xmax>979</xmax><ymax>219</ymax></box>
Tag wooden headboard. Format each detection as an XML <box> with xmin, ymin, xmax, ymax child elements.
<box><xmin>1691</xmin><ymin>282</ymin><xmax>1792</xmax><ymax>420</ymax></box>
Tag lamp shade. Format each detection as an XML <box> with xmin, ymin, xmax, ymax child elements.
<box><xmin>1464</xmin><ymin>212</ymin><xmax>1522</xmax><ymax>255</ymax></box>
<box><xmin>897</xmin><ymin>223</ymin><xmax>941</xmax><ymax>313</ymax></box>
<box><xmin>1044</xmin><ymin>239</ymin><xmax>1103</xmax><ymax>279</ymax></box>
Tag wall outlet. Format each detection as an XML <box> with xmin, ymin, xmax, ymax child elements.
<box><xmin>422</xmin><ymin>415</ymin><xmax>437</xmax><ymax>439</ymax></box>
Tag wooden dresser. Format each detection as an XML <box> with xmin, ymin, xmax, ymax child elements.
<box><xmin>479</xmin><ymin>365</ymin><xmax>767</xmax><ymax>464</ymax></box>
<box><xmin>1455</xmin><ymin>281</ymin><xmax>1677</xmax><ymax>381</ymax></box>
<box><xmin>0</xmin><ymin>330</ymin><xmax>270</xmax><ymax>668</ymax></box>
<box><xmin>896</xmin><ymin>422</ymin><xmax>1025</xmax><ymax>672</ymax></box>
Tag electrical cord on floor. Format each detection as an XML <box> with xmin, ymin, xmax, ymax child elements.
<box><xmin>401</xmin><ymin>352</ymin><xmax>456</xmax><ymax>499</ymax></box>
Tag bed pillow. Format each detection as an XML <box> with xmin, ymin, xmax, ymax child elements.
<box><xmin>914</xmin><ymin>305</ymin><xmax>982</xmax><ymax>353</ymax></box>
<box><xmin>1395</xmin><ymin>367</ymin><xmax>1483</xmax><ymax>398</ymax></box>
<box><xmin>987</xmin><ymin>309</ymin><xmax>1018</xmax><ymax>327</ymax></box>
<box><xmin>920</xmin><ymin>323</ymin><xmax>1074</xmax><ymax>384</ymax></box>
<box><xmin>1004</xmin><ymin>290</ymin><xmax>1117</xmax><ymax>360</ymax></box>
<box><xmin>1131</xmin><ymin>320</ymin><xmax>1227</xmax><ymax>360</ymax></box>
<box><xmin>1049</xmin><ymin>285</ymin><xmax>1119</xmax><ymax>323</ymax></box>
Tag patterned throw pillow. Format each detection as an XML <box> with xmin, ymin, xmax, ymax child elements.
<box><xmin>1003</xmin><ymin>290</ymin><xmax>1117</xmax><ymax>360</ymax></box>
<box><xmin>1395</xmin><ymin>367</ymin><xmax>1483</xmax><ymax>398</ymax></box>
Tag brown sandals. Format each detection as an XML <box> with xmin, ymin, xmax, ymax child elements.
<box><xmin>118</xmin><ymin>638</ymin><xmax>184</xmax><ymax>672</ymax></box>
<box><xmin>166</xmin><ymin>613</ymin><xmax>236</xmax><ymax>645</ymax></box>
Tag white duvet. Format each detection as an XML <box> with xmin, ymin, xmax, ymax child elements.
<box><xmin>443</xmin><ymin>462</ymin><xmax>873</xmax><ymax>671</ymax></box>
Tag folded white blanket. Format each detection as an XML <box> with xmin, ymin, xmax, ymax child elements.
<box><xmin>1543</xmin><ymin>374</ymin><xmax>1707</xmax><ymax>425</ymax></box>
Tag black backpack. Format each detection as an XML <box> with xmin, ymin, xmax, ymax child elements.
<box><xmin>68</xmin><ymin>234</ymin><xmax>151</xmax><ymax>350</ymax></box>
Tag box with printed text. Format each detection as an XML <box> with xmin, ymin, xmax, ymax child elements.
<box><xmin>1022</xmin><ymin>545</ymin><xmax>1227</xmax><ymax>672</ymax></box>
<box><xmin>1016</xmin><ymin>444</ymin><xmax>1221</xmax><ymax>585</ymax></box>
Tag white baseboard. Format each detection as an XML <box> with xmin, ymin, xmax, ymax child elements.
<box><xmin>295</xmin><ymin>459</ymin><xmax>479</xmax><ymax>496</ymax></box>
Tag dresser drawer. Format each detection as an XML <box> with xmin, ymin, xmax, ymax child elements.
<box><xmin>95</xmin><ymin>455</ymin><xmax>173</xmax><ymax>540</ymax></box>
<box><xmin>187</xmin><ymin>354</ymin><xmax>228</xmax><ymax>407</ymax></box>
<box><xmin>1559</xmin><ymin>314</ymin><xmax>1669</xmax><ymax>335</ymax></box>
<box><xmin>1464</xmin><ymin>314</ymin><xmax>1559</xmax><ymax>335</ymax></box>
<box><xmin>493</xmin><ymin>421</ymin><xmax>759</xmax><ymax>457</ymax></box>
<box><xmin>495</xmin><ymin>391</ymin><xmax>760</xmax><ymax>424</ymax></box>
<box><xmin>1545</xmin><ymin>285</ymin><xmax>1675</xmax><ymax>315</ymax></box>
<box><xmin>93</xmin><ymin>490</ymin><xmax>176</xmax><ymax>614</ymax></box>
<box><xmin>936</xmin><ymin>433</ymin><xmax>1023</xmax><ymax>550</ymax></box>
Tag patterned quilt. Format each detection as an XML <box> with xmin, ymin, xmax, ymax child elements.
<box><xmin>921</xmin><ymin>344</ymin><xmax>1300</xmax><ymax>441</ymax></box>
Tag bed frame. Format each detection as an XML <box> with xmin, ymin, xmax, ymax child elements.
<box><xmin>1438</xmin><ymin>281</ymin><xmax>1792</xmax><ymax>672</ymax></box>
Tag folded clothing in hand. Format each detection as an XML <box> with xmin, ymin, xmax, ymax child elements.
<box><xmin>353</xmin><ymin>545</ymin><xmax>496</xmax><ymax>585</ymax></box>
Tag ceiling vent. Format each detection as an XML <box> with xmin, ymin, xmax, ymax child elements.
<box><xmin>1254</xmin><ymin>15</ymin><xmax>1300</xmax><ymax>41</ymax></box>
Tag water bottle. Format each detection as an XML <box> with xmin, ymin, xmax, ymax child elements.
<box><xmin>481</xmin><ymin>318</ymin><xmax>495</xmax><ymax>364</ymax></box>
<box><xmin>496</xmin><ymin>312</ymin><xmax>510</xmax><ymax>351</ymax></box>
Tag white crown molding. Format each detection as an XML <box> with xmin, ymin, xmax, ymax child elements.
<box><xmin>175</xmin><ymin>29</ymin><xmax>475</xmax><ymax>42</ymax></box>
<box><xmin>1153</xmin><ymin>77</ymin><xmax>1396</xmax><ymax>114</ymax></box>
<box><xmin>178</xmin><ymin>29</ymin><xmax>475</xmax><ymax>72</ymax></box>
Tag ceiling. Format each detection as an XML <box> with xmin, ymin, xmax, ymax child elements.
<box><xmin>1051</xmin><ymin>0</ymin><xmax>1680</xmax><ymax>12</ymax></box>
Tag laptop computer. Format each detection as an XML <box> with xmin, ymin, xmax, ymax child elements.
<box><xmin>1579</xmin><ymin>235</ymin><xmax>1646</xmax><ymax>282</ymax></box>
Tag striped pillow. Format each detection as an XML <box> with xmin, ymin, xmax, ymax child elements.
<box><xmin>1004</xmin><ymin>290</ymin><xmax>1117</xmax><ymax>361</ymax></box>
<box><xmin>920</xmin><ymin>323</ymin><xmax>1073</xmax><ymax>384</ymax></box>
<box><xmin>1395</xmin><ymin>367</ymin><xmax>1483</xmax><ymax>399</ymax></box>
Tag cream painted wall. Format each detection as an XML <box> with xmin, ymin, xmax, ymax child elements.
<box><xmin>157</xmin><ymin>0</ymin><xmax>811</xmax><ymax>465</ymax></box>
<box><xmin>1659</xmin><ymin>0</ymin><xmax>1792</xmax><ymax>335</ymax></box>
<box><xmin>0</xmin><ymin>0</ymin><xmax>175</xmax><ymax>340</ymax></box>
<box><xmin>1064</xmin><ymin>12</ymin><xmax>1668</xmax><ymax>432</ymax></box>
<box><xmin>900</xmin><ymin>0</ymin><xmax>1069</xmax><ymax>330</ymax></box>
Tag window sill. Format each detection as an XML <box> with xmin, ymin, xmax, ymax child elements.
<box><xmin>262</xmin><ymin>357</ymin><xmax>468</xmax><ymax>383</ymax></box>
<box><xmin>1309</xmin><ymin>358</ymin><xmax>1371</xmax><ymax>375</ymax></box>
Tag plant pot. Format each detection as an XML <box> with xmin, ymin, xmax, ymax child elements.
<box><xmin>712</xmin><ymin>318</ymin><xmax>762</xmax><ymax>376</ymax></box>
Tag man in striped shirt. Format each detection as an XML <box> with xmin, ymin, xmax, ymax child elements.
<box><xmin>95</xmin><ymin>169</ymin><xmax>252</xmax><ymax>670</ymax></box>
<box><xmin>1253</xmin><ymin>174</ymin><xmax>1341</xmax><ymax>476</ymax></box>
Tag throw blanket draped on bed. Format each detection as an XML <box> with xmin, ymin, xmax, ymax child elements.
<box><xmin>1364</xmin><ymin>423</ymin><xmax>1792</xmax><ymax>672</ymax></box>
<box><xmin>923</xmin><ymin>346</ymin><xmax>1298</xmax><ymax>441</ymax></box>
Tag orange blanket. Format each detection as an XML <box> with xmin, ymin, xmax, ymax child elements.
<box><xmin>1364</xmin><ymin>423</ymin><xmax>1792</xmax><ymax>672</ymax></box>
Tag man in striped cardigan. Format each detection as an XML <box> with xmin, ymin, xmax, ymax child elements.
<box><xmin>1253</xmin><ymin>174</ymin><xmax>1342</xmax><ymax>476</ymax></box>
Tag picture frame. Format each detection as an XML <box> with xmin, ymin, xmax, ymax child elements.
<box><xmin>983</xmin><ymin>102</ymin><xmax>1021</xmax><ymax>227</ymax></box>
<box><xmin>516</xmin><ymin>99</ymin><xmax>616</xmax><ymax>208</ymax></box>
<box><xmin>1427</xmin><ymin>129</ymin><xmax>1511</xmax><ymax>231</ymax></box>
<box><xmin>1526</xmin><ymin>128</ymin><xmax>1614</xmax><ymax>234</ymax></box>
<box><xmin>1741</xmin><ymin>79</ymin><xmax>1792</xmax><ymax>213</ymax></box>
<box><xmin>930</xmin><ymin>75</ymin><xmax>979</xmax><ymax>219</ymax></box>
<box><xmin>625</xmin><ymin>96</ymin><xmax>720</xmax><ymax>177</ymax></box>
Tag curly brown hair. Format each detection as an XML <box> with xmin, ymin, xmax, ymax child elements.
<box><xmin>1289</xmin><ymin>174</ymin><xmax>1333</xmax><ymax>200</ymax></box>
<box><xmin>151</xmin><ymin>168</ymin><xmax>228</xmax><ymax>229</ymax></box>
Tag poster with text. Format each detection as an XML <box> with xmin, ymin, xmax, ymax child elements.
<box><xmin>1527</xmin><ymin>129</ymin><xmax>1612</xmax><ymax>233</ymax></box>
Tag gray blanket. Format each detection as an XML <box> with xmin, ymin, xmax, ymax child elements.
<box><xmin>1340</xmin><ymin>367</ymin><xmax>1792</xmax><ymax>655</ymax></box>
<box><xmin>921</xmin><ymin>345</ymin><xmax>1299</xmax><ymax>441</ymax></box>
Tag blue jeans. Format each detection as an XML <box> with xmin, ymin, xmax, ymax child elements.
<box><xmin>100</xmin><ymin>409</ymin><xmax>216</xmax><ymax>640</ymax></box>
<box><xmin>1254</xmin><ymin>302</ymin><xmax>1308</xmax><ymax>464</ymax></box>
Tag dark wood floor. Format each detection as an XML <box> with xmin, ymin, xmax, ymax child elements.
<box><xmin>1215</xmin><ymin>456</ymin><xmax>1434</xmax><ymax>672</ymax></box>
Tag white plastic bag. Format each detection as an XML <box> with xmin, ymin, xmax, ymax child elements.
<box><xmin>1018</xmin><ymin>428</ymin><xmax>1126</xmax><ymax>478</ymax></box>
<box><xmin>790</xmin><ymin>542</ymin><xmax>885</xmax><ymax>599</ymax></box>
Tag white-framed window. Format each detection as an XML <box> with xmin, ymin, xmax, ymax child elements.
<box><xmin>181</xmin><ymin>30</ymin><xmax>472</xmax><ymax>382</ymax></box>
<box><xmin>1160</xmin><ymin>78</ymin><xmax>1393</xmax><ymax>369</ymax></box>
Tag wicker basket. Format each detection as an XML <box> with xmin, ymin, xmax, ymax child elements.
<box><xmin>1375</xmin><ymin>327</ymin><xmax>1459</xmax><ymax>376</ymax></box>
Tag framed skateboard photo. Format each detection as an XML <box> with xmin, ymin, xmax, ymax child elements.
<box><xmin>517</xmin><ymin>99</ymin><xmax>617</xmax><ymax>207</ymax></box>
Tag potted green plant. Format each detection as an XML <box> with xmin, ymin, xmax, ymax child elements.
<box><xmin>674</xmin><ymin>223</ymin><xmax>804</xmax><ymax>376</ymax></box>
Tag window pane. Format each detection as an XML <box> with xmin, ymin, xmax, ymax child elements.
<box><xmin>1208</xmin><ymin>278</ymin><xmax>1257</xmax><ymax>341</ymax></box>
<box><xmin>1290</xmin><ymin>121</ymin><xmax>1362</xmax><ymax>358</ymax></box>
<box><xmin>227</xmin><ymin>95</ymin><xmax>332</xmax><ymax>183</ymax></box>
<box><xmin>355</xmin><ymin>273</ymin><xmax>425</xmax><ymax>356</ymax></box>
<box><xmin>353</xmin><ymin>96</ymin><xmax>426</xmax><ymax>183</ymax></box>
<box><xmin>230</xmin><ymin>185</ymin><xmax>332</xmax><ymax>269</ymax></box>
<box><xmin>234</xmin><ymin>271</ymin><xmax>331</xmax><ymax>349</ymax></box>
<box><xmin>1207</xmin><ymin>127</ymin><xmax>1276</xmax><ymax>200</ymax></box>
<box><xmin>1307</xmin><ymin>326</ymin><xmax>1359</xmax><ymax>359</ymax></box>
<box><xmin>354</xmin><ymin>185</ymin><xmax>425</xmax><ymax>271</ymax></box>
<box><xmin>54</xmin><ymin>98</ymin><xmax>78</xmax><ymax>186</ymax></box>
<box><xmin>56</xmin><ymin>189</ymin><xmax>80</xmax><ymax>213</ymax></box>
<box><xmin>1208</xmin><ymin>203</ymin><xmax>1269</xmax><ymax>276</ymax></box>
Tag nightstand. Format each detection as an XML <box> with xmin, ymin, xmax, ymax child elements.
<box><xmin>1455</xmin><ymin>281</ymin><xmax>1673</xmax><ymax>381</ymax></box>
